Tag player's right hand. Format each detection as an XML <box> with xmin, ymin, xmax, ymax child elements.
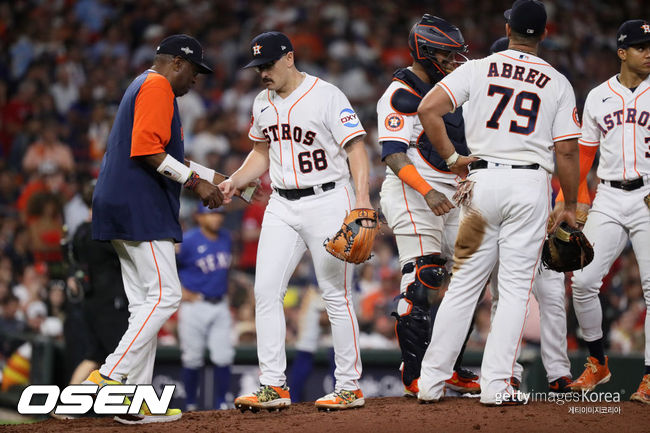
<box><xmin>449</xmin><ymin>155</ymin><xmax>479</xmax><ymax>178</ymax></box>
<box><xmin>218</xmin><ymin>179</ymin><xmax>237</xmax><ymax>204</ymax></box>
<box><xmin>194</xmin><ymin>178</ymin><xmax>224</xmax><ymax>209</ymax></box>
<box><xmin>425</xmin><ymin>189</ymin><xmax>455</xmax><ymax>216</ymax></box>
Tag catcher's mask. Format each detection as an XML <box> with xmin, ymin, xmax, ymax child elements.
<box><xmin>408</xmin><ymin>14</ymin><xmax>468</xmax><ymax>82</ymax></box>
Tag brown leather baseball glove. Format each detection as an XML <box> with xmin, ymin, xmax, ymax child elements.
<box><xmin>324</xmin><ymin>208</ymin><xmax>379</xmax><ymax>264</ymax></box>
<box><xmin>541</xmin><ymin>222</ymin><xmax>594</xmax><ymax>272</ymax></box>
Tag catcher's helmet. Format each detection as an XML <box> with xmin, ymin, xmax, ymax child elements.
<box><xmin>408</xmin><ymin>15</ymin><xmax>467</xmax><ymax>80</ymax></box>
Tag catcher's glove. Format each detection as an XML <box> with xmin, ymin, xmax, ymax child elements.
<box><xmin>324</xmin><ymin>208</ymin><xmax>379</xmax><ymax>264</ymax></box>
<box><xmin>541</xmin><ymin>222</ymin><xmax>594</xmax><ymax>272</ymax></box>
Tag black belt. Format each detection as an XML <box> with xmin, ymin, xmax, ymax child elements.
<box><xmin>203</xmin><ymin>295</ymin><xmax>224</xmax><ymax>304</ymax></box>
<box><xmin>275</xmin><ymin>181</ymin><xmax>335</xmax><ymax>201</ymax></box>
<box><xmin>469</xmin><ymin>160</ymin><xmax>540</xmax><ymax>170</ymax></box>
<box><xmin>601</xmin><ymin>177</ymin><xmax>645</xmax><ymax>191</ymax></box>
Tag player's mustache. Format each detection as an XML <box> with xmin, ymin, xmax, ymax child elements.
<box><xmin>263</xmin><ymin>78</ymin><xmax>273</xmax><ymax>83</ymax></box>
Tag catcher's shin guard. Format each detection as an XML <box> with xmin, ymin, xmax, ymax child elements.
<box><xmin>413</xmin><ymin>254</ymin><xmax>447</xmax><ymax>289</ymax></box>
<box><xmin>392</xmin><ymin>276</ymin><xmax>434</xmax><ymax>388</ymax></box>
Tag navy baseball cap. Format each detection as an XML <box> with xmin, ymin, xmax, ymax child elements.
<box><xmin>244</xmin><ymin>31</ymin><xmax>293</xmax><ymax>68</ymax></box>
<box><xmin>490</xmin><ymin>36</ymin><xmax>510</xmax><ymax>53</ymax></box>
<box><xmin>504</xmin><ymin>0</ymin><xmax>547</xmax><ymax>37</ymax></box>
<box><xmin>196</xmin><ymin>202</ymin><xmax>225</xmax><ymax>214</ymax></box>
<box><xmin>157</xmin><ymin>34</ymin><xmax>213</xmax><ymax>74</ymax></box>
<box><xmin>616</xmin><ymin>20</ymin><xmax>650</xmax><ymax>49</ymax></box>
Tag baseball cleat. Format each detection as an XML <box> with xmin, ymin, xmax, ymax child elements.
<box><xmin>82</xmin><ymin>369</ymin><xmax>132</xmax><ymax>409</ymax></box>
<box><xmin>234</xmin><ymin>384</ymin><xmax>291</xmax><ymax>411</ymax></box>
<box><xmin>548</xmin><ymin>376</ymin><xmax>573</xmax><ymax>394</ymax></box>
<box><xmin>510</xmin><ymin>376</ymin><xmax>521</xmax><ymax>391</ymax></box>
<box><xmin>630</xmin><ymin>374</ymin><xmax>650</xmax><ymax>404</ymax></box>
<box><xmin>445</xmin><ymin>369</ymin><xmax>480</xmax><ymax>394</ymax></box>
<box><xmin>417</xmin><ymin>396</ymin><xmax>441</xmax><ymax>404</ymax></box>
<box><xmin>82</xmin><ymin>369</ymin><xmax>122</xmax><ymax>387</ymax></box>
<box><xmin>315</xmin><ymin>389</ymin><xmax>364</xmax><ymax>410</ymax></box>
<box><xmin>403</xmin><ymin>378</ymin><xmax>419</xmax><ymax>397</ymax></box>
<box><xmin>568</xmin><ymin>356</ymin><xmax>611</xmax><ymax>392</ymax></box>
<box><xmin>114</xmin><ymin>402</ymin><xmax>182</xmax><ymax>425</ymax></box>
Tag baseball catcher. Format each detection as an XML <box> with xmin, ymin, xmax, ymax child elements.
<box><xmin>324</xmin><ymin>208</ymin><xmax>379</xmax><ymax>264</ymax></box>
<box><xmin>542</xmin><ymin>222</ymin><xmax>594</xmax><ymax>272</ymax></box>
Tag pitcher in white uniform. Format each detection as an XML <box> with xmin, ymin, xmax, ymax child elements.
<box><xmin>219</xmin><ymin>32</ymin><xmax>371</xmax><ymax>411</ymax></box>
<box><xmin>416</xmin><ymin>0</ymin><xmax>580</xmax><ymax>405</ymax></box>
<box><xmin>567</xmin><ymin>20</ymin><xmax>650</xmax><ymax>404</ymax></box>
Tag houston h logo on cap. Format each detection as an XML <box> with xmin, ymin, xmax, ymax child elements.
<box><xmin>253</xmin><ymin>44</ymin><xmax>262</xmax><ymax>55</ymax></box>
<box><xmin>642</xmin><ymin>24</ymin><xmax>650</xmax><ymax>33</ymax></box>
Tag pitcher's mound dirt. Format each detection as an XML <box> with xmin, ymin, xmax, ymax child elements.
<box><xmin>3</xmin><ymin>397</ymin><xmax>646</xmax><ymax>433</ymax></box>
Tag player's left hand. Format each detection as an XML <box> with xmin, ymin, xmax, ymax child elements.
<box><xmin>549</xmin><ymin>203</ymin><xmax>577</xmax><ymax>233</ymax></box>
<box><xmin>354</xmin><ymin>198</ymin><xmax>374</xmax><ymax>227</ymax></box>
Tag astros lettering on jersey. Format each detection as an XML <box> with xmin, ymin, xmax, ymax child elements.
<box><xmin>248</xmin><ymin>73</ymin><xmax>365</xmax><ymax>189</ymax></box>
<box><xmin>579</xmin><ymin>74</ymin><xmax>650</xmax><ymax>180</ymax></box>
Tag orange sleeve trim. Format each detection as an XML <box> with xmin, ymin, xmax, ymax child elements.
<box><xmin>578</xmin><ymin>139</ymin><xmax>600</xmax><ymax>144</ymax></box>
<box><xmin>339</xmin><ymin>130</ymin><xmax>366</xmax><ymax>147</ymax></box>
<box><xmin>131</xmin><ymin>74</ymin><xmax>175</xmax><ymax>157</ymax></box>
<box><xmin>248</xmin><ymin>132</ymin><xmax>266</xmax><ymax>141</ymax></box>
<box><xmin>397</xmin><ymin>164</ymin><xmax>433</xmax><ymax>196</ymax></box>
<box><xmin>556</xmin><ymin>144</ymin><xmax>598</xmax><ymax>204</ymax></box>
<box><xmin>437</xmin><ymin>82</ymin><xmax>457</xmax><ymax>108</ymax></box>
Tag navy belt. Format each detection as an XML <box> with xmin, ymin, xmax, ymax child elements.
<box><xmin>203</xmin><ymin>295</ymin><xmax>224</xmax><ymax>304</ymax></box>
<box><xmin>601</xmin><ymin>177</ymin><xmax>645</xmax><ymax>191</ymax></box>
<box><xmin>275</xmin><ymin>181</ymin><xmax>335</xmax><ymax>201</ymax></box>
<box><xmin>470</xmin><ymin>160</ymin><xmax>540</xmax><ymax>170</ymax></box>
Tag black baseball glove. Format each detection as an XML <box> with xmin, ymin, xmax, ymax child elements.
<box><xmin>541</xmin><ymin>222</ymin><xmax>594</xmax><ymax>272</ymax></box>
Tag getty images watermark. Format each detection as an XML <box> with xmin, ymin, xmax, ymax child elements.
<box><xmin>495</xmin><ymin>389</ymin><xmax>623</xmax><ymax>413</ymax></box>
<box><xmin>17</xmin><ymin>384</ymin><xmax>175</xmax><ymax>416</ymax></box>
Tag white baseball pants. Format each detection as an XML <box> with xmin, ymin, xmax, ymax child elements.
<box><xmin>572</xmin><ymin>181</ymin><xmax>650</xmax><ymax>364</ymax></box>
<box><xmin>254</xmin><ymin>183</ymin><xmax>362</xmax><ymax>391</ymax></box>
<box><xmin>491</xmin><ymin>266</ymin><xmax>572</xmax><ymax>383</ymax></box>
<box><xmin>100</xmin><ymin>239</ymin><xmax>181</xmax><ymax>384</ymax></box>
<box><xmin>178</xmin><ymin>298</ymin><xmax>234</xmax><ymax>368</ymax></box>
<box><xmin>418</xmin><ymin>168</ymin><xmax>551</xmax><ymax>404</ymax></box>
<box><xmin>380</xmin><ymin>177</ymin><xmax>459</xmax><ymax>310</ymax></box>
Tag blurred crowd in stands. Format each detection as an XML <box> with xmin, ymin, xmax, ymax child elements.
<box><xmin>0</xmin><ymin>0</ymin><xmax>647</xmax><ymax>386</ymax></box>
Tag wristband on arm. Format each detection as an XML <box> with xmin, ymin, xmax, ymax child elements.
<box><xmin>445</xmin><ymin>151</ymin><xmax>460</xmax><ymax>167</ymax></box>
<box><xmin>189</xmin><ymin>160</ymin><xmax>217</xmax><ymax>183</ymax></box>
<box><xmin>156</xmin><ymin>154</ymin><xmax>192</xmax><ymax>183</ymax></box>
<box><xmin>397</xmin><ymin>164</ymin><xmax>433</xmax><ymax>196</ymax></box>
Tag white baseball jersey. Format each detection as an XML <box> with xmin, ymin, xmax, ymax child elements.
<box><xmin>377</xmin><ymin>79</ymin><xmax>457</xmax><ymax>187</ymax></box>
<box><xmin>579</xmin><ymin>74</ymin><xmax>650</xmax><ymax>181</ymax></box>
<box><xmin>248</xmin><ymin>73</ymin><xmax>366</xmax><ymax>189</ymax></box>
<box><xmin>438</xmin><ymin>49</ymin><xmax>581</xmax><ymax>171</ymax></box>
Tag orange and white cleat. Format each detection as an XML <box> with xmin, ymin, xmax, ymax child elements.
<box><xmin>445</xmin><ymin>369</ymin><xmax>480</xmax><ymax>394</ymax></box>
<box><xmin>315</xmin><ymin>389</ymin><xmax>365</xmax><ymax>411</ymax></box>
<box><xmin>630</xmin><ymin>374</ymin><xmax>650</xmax><ymax>405</ymax></box>
<box><xmin>403</xmin><ymin>378</ymin><xmax>419</xmax><ymax>397</ymax></box>
<box><xmin>235</xmin><ymin>384</ymin><xmax>291</xmax><ymax>412</ymax></box>
<box><xmin>568</xmin><ymin>356</ymin><xmax>611</xmax><ymax>392</ymax></box>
